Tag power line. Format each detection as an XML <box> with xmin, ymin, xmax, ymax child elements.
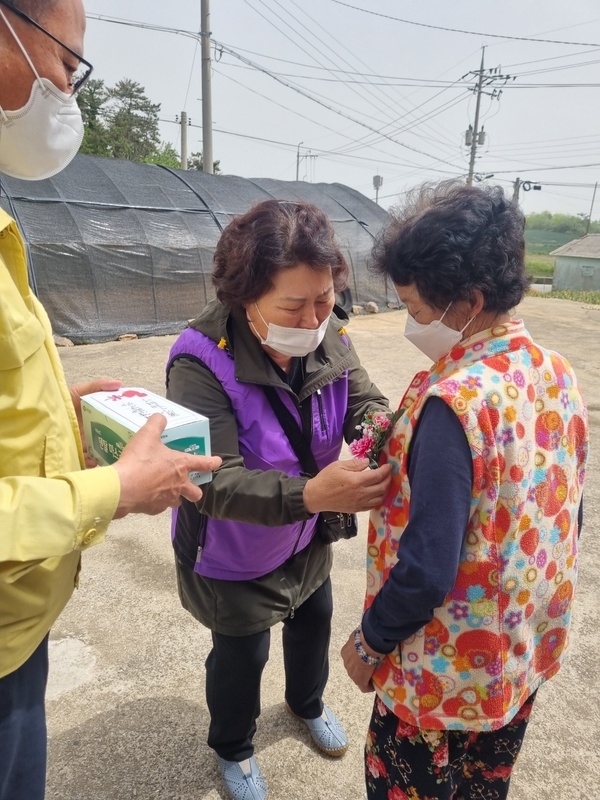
<box><xmin>211</xmin><ymin>42</ymin><xmax>600</xmax><ymax>82</ymax></box>
<box><xmin>159</xmin><ymin>116</ymin><xmax>463</xmax><ymax>173</ymax></box>
<box><xmin>242</xmin><ymin>0</ymin><xmax>460</xmax><ymax>161</ymax></box>
<box><xmin>502</xmin><ymin>47</ymin><xmax>600</xmax><ymax>69</ymax></box>
<box><xmin>239</xmin><ymin>0</ymin><xmax>401</xmax><ymax>130</ymax></box>
<box><xmin>213</xmin><ymin>40</ymin><xmax>467</xmax><ymax>171</ymax></box>
<box><xmin>488</xmin><ymin>162</ymin><xmax>600</xmax><ymax>174</ymax></box>
<box><xmin>328</xmin><ymin>0</ymin><xmax>600</xmax><ymax>47</ymax></box>
<box><xmin>285</xmin><ymin>0</ymin><xmax>460</xmax><ymax>155</ymax></box>
<box><xmin>220</xmin><ymin>62</ymin><xmax>600</xmax><ymax>89</ymax></box>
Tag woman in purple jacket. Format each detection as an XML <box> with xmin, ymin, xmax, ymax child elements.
<box><xmin>166</xmin><ymin>199</ymin><xmax>391</xmax><ymax>800</ymax></box>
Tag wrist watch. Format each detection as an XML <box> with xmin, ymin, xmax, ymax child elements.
<box><xmin>353</xmin><ymin>626</ymin><xmax>382</xmax><ymax>666</ymax></box>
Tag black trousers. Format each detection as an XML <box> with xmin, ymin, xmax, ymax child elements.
<box><xmin>206</xmin><ymin>577</ymin><xmax>332</xmax><ymax>761</ymax></box>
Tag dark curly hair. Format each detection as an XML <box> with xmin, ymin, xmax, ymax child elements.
<box><xmin>370</xmin><ymin>181</ymin><xmax>530</xmax><ymax>313</ymax></box>
<box><xmin>212</xmin><ymin>199</ymin><xmax>349</xmax><ymax>308</ymax></box>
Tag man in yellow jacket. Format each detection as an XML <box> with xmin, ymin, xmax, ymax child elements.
<box><xmin>0</xmin><ymin>2</ymin><xmax>221</xmax><ymax>797</ymax></box>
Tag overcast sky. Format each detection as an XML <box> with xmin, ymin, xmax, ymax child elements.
<box><xmin>83</xmin><ymin>0</ymin><xmax>600</xmax><ymax>218</ymax></box>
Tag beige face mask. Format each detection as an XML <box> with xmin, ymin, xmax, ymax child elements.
<box><xmin>251</xmin><ymin>303</ymin><xmax>330</xmax><ymax>357</ymax></box>
<box><xmin>0</xmin><ymin>8</ymin><xmax>84</xmax><ymax>181</ymax></box>
<box><xmin>404</xmin><ymin>303</ymin><xmax>475</xmax><ymax>362</ymax></box>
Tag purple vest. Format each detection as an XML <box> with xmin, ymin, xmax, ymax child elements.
<box><xmin>167</xmin><ymin>327</ymin><xmax>349</xmax><ymax>580</ymax></box>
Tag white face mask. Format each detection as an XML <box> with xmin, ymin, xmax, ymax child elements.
<box><xmin>404</xmin><ymin>303</ymin><xmax>474</xmax><ymax>362</ymax></box>
<box><xmin>251</xmin><ymin>303</ymin><xmax>330</xmax><ymax>358</ymax></box>
<box><xmin>0</xmin><ymin>9</ymin><xmax>84</xmax><ymax>181</ymax></box>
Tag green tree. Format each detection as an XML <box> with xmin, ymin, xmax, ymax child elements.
<box><xmin>525</xmin><ymin>211</ymin><xmax>599</xmax><ymax>235</ymax></box>
<box><xmin>77</xmin><ymin>79</ymin><xmax>224</xmax><ymax>173</ymax></box>
<box><xmin>525</xmin><ymin>211</ymin><xmax>553</xmax><ymax>230</ymax></box>
<box><xmin>142</xmin><ymin>142</ymin><xmax>181</xmax><ymax>169</ymax></box>
<box><xmin>78</xmin><ymin>78</ymin><xmax>110</xmax><ymax>157</ymax></box>
<box><xmin>188</xmin><ymin>151</ymin><xmax>221</xmax><ymax>174</ymax></box>
<box><xmin>105</xmin><ymin>79</ymin><xmax>160</xmax><ymax>162</ymax></box>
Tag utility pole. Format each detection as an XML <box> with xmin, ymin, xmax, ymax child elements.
<box><xmin>200</xmin><ymin>0</ymin><xmax>213</xmax><ymax>174</ymax></box>
<box><xmin>296</xmin><ymin>149</ymin><xmax>317</xmax><ymax>182</ymax></box>
<box><xmin>512</xmin><ymin>177</ymin><xmax>521</xmax><ymax>204</ymax></box>
<box><xmin>180</xmin><ymin>111</ymin><xmax>188</xmax><ymax>170</ymax></box>
<box><xmin>464</xmin><ymin>49</ymin><xmax>513</xmax><ymax>185</ymax></box>
<box><xmin>586</xmin><ymin>182</ymin><xmax>598</xmax><ymax>234</ymax></box>
<box><xmin>466</xmin><ymin>48</ymin><xmax>485</xmax><ymax>186</ymax></box>
<box><xmin>295</xmin><ymin>142</ymin><xmax>303</xmax><ymax>181</ymax></box>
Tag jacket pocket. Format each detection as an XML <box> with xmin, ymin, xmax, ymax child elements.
<box><xmin>0</xmin><ymin>308</ymin><xmax>46</xmax><ymax>371</ymax></box>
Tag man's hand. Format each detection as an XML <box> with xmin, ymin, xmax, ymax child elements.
<box><xmin>112</xmin><ymin>414</ymin><xmax>222</xmax><ymax>518</ymax></box>
<box><xmin>70</xmin><ymin>378</ymin><xmax>123</xmax><ymax>467</ymax></box>
<box><xmin>303</xmin><ymin>458</ymin><xmax>392</xmax><ymax>514</ymax></box>
<box><xmin>341</xmin><ymin>630</ymin><xmax>380</xmax><ymax>693</ymax></box>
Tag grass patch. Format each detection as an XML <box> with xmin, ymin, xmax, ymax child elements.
<box><xmin>528</xmin><ymin>289</ymin><xmax>600</xmax><ymax>305</ymax></box>
<box><xmin>526</xmin><ymin>253</ymin><xmax>554</xmax><ymax>278</ymax></box>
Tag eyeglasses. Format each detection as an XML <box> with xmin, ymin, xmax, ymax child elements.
<box><xmin>0</xmin><ymin>0</ymin><xmax>93</xmax><ymax>92</ymax></box>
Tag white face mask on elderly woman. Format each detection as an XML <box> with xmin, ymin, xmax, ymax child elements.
<box><xmin>252</xmin><ymin>304</ymin><xmax>330</xmax><ymax>358</ymax></box>
<box><xmin>0</xmin><ymin>8</ymin><xmax>84</xmax><ymax>181</ymax></box>
<box><xmin>404</xmin><ymin>303</ymin><xmax>474</xmax><ymax>362</ymax></box>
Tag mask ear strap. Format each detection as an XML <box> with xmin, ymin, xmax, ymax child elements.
<box><xmin>254</xmin><ymin>303</ymin><xmax>269</xmax><ymax>328</ymax></box>
<box><xmin>461</xmin><ymin>315</ymin><xmax>476</xmax><ymax>335</ymax></box>
<box><xmin>0</xmin><ymin>8</ymin><xmax>45</xmax><ymax>92</ymax></box>
<box><xmin>439</xmin><ymin>301</ymin><xmax>453</xmax><ymax>323</ymax></box>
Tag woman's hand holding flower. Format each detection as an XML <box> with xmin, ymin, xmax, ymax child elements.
<box><xmin>302</xmin><ymin>458</ymin><xmax>392</xmax><ymax>514</ymax></box>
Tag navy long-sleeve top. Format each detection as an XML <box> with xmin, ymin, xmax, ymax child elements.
<box><xmin>361</xmin><ymin>396</ymin><xmax>584</xmax><ymax>655</ymax></box>
<box><xmin>361</xmin><ymin>397</ymin><xmax>472</xmax><ymax>654</ymax></box>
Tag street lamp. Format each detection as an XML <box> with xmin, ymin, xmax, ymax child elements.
<box><xmin>373</xmin><ymin>174</ymin><xmax>383</xmax><ymax>205</ymax></box>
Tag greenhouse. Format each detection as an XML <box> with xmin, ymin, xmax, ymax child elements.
<box><xmin>0</xmin><ymin>155</ymin><xmax>392</xmax><ymax>343</ymax></box>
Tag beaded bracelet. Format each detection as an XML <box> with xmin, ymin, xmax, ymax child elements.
<box><xmin>353</xmin><ymin>626</ymin><xmax>382</xmax><ymax>667</ymax></box>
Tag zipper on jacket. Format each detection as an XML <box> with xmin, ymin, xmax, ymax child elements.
<box><xmin>289</xmin><ymin>606</ymin><xmax>295</xmax><ymax>619</ymax></box>
<box><xmin>195</xmin><ymin>515</ymin><xmax>208</xmax><ymax>564</ymax></box>
<box><xmin>316</xmin><ymin>389</ymin><xmax>326</xmax><ymax>433</ymax></box>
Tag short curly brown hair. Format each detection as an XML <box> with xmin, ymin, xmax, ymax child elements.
<box><xmin>212</xmin><ymin>199</ymin><xmax>349</xmax><ymax>308</ymax></box>
<box><xmin>370</xmin><ymin>181</ymin><xmax>530</xmax><ymax>313</ymax></box>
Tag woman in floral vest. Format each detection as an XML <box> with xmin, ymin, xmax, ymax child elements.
<box><xmin>341</xmin><ymin>181</ymin><xmax>588</xmax><ymax>800</ymax></box>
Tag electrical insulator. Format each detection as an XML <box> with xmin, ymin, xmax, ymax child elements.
<box><xmin>478</xmin><ymin>129</ymin><xmax>486</xmax><ymax>145</ymax></box>
<box><xmin>465</xmin><ymin>125</ymin><xmax>473</xmax><ymax>146</ymax></box>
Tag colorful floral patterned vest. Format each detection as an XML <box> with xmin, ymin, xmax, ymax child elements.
<box><xmin>366</xmin><ymin>320</ymin><xmax>588</xmax><ymax>731</ymax></box>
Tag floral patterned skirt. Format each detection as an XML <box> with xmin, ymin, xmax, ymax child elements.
<box><xmin>365</xmin><ymin>693</ymin><xmax>536</xmax><ymax>800</ymax></box>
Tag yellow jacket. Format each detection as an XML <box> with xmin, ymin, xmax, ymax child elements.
<box><xmin>0</xmin><ymin>209</ymin><xmax>120</xmax><ymax>678</ymax></box>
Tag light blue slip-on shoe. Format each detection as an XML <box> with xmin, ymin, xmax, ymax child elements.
<box><xmin>289</xmin><ymin>704</ymin><xmax>349</xmax><ymax>757</ymax></box>
<box><xmin>217</xmin><ymin>755</ymin><xmax>268</xmax><ymax>800</ymax></box>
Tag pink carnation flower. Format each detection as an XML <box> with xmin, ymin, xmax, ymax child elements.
<box><xmin>349</xmin><ymin>435</ymin><xmax>375</xmax><ymax>459</ymax></box>
<box><xmin>374</xmin><ymin>414</ymin><xmax>391</xmax><ymax>430</ymax></box>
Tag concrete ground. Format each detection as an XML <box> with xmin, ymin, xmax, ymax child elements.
<box><xmin>49</xmin><ymin>296</ymin><xmax>600</xmax><ymax>800</ymax></box>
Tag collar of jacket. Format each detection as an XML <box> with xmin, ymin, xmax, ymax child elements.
<box><xmin>189</xmin><ymin>300</ymin><xmax>354</xmax><ymax>402</ymax></box>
